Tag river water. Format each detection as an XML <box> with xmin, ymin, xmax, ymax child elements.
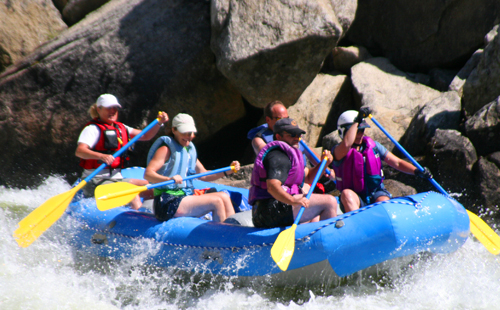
<box><xmin>1</xmin><ymin>175</ymin><xmax>499</xmax><ymax>309</ymax></box>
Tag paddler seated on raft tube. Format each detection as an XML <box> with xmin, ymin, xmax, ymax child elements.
<box><xmin>331</xmin><ymin>107</ymin><xmax>433</xmax><ymax>214</ymax></box>
<box><xmin>249</xmin><ymin>118</ymin><xmax>338</xmax><ymax>228</ymax></box>
<box><xmin>246</xmin><ymin>99</ymin><xmax>335</xmax><ymax>193</ymax></box>
<box><xmin>75</xmin><ymin>94</ymin><xmax>169</xmax><ymax>210</ymax></box>
<box><xmin>144</xmin><ymin>113</ymin><xmax>241</xmax><ymax>223</ymax></box>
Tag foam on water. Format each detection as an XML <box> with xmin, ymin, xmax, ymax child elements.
<box><xmin>1</xmin><ymin>176</ymin><xmax>499</xmax><ymax>309</ymax></box>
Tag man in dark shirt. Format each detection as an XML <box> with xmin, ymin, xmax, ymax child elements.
<box><xmin>250</xmin><ymin>118</ymin><xmax>338</xmax><ymax>228</ymax></box>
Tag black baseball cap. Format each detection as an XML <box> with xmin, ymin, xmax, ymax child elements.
<box><xmin>273</xmin><ymin>118</ymin><xmax>306</xmax><ymax>136</ymax></box>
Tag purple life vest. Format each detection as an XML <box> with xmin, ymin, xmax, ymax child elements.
<box><xmin>249</xmin><ymin>141</ymin><xmax>305</xmax><ymax>205</ymax></box>
<box><xmin>332</xmin><ymin>136</ymin><xmax>383</xmax><ymax>194</ymax></box>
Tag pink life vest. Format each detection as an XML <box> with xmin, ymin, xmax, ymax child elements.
<box><xmin>249</xmin><ymin>141</ymin><xmax>305</xmax><ymax>205</ymax></box>
<box><xmin>332</xmin><ymin>136</ymin><xmax>383</xmax><ymax>195</ymax></box>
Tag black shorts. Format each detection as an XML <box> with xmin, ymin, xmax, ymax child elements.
<box><xmin>252</xmin><ymin>198</ymin><xmax>294</xmax><ymax>228</ymax></box>
<box><xmin>153</xmin><ymin>192</ymin><xmax>187</xmax><ymax>222</ymax></box>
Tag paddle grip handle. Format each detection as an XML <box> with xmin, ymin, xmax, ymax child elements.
<box><xmin>83</xmin><ymin>118</ymin><xmax>160</xmax><ymax>182</ymax></box>
<box><xmin>294</xmin><ymin>157</ymin><xmax>329</xmax><ymax>225</ymax></box>
<box><xmin>145</xmin><ymin>166</ymin><xmax>233</xmax><ymax>190</ymax></box>
<box><xmin>368</xmin><ymin>115</ymin><xmax>448</xmax><ymax>197</ymax></box>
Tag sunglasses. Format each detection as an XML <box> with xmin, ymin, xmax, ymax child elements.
<box><xmin>272</xmin><ymin>116</ymin><xmax>290</xmax><ymax>121</ymax></box>
<box><xmin>283</xmin><ymin>131</ymin><xmax>302</xmax><ymax>138</ymax></box>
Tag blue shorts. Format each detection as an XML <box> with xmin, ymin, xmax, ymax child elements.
<box><xmin>339</xmin><ymin>188</ymin><xmax>392</xmax><ymax>213</ymax></box>
<box><xmin>153</xmin><ymin>192</ymin><xmax>187</xmax><ymax>221</ymax></box>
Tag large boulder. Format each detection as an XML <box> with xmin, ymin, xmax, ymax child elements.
<box><xmin>62</xmin><ymin>0</ymin><xmax>110</xmax><ymax>25</ymax></box>
<box><xmin>465</xmin><ymin>96</ymin><xmax>500</xmax><ymax>156</ymax></box>
<box><xmin>345</xmin><ymin>0</ymin><xmax>500</xmax><ymax>72</ymax></box>
<box><xmin>462</xmin><ymin>27</ymin><xmax>500</xmax><ymax>116</ymax></box>
<box><xmin>210</xmin><ymin>0</ymin><xmax>344</xmax><ymax>108</ymax></box>
<box><xmin>475</xmin><ymin>154</ymin><xmax>500</xmax><ymax>215</ymax></box>
<box><xmin>0</xmin><ymin>0</ymin><xmax>67</xmax><ymax>72</ymax></box>
<box><xmin>0</xmin><ymin>0</ymin><xmax>245</xmax><ymax>188</ymax></box>
<box><xmin>288</xmin><ymin>73</ymin><xmax>352</xmax><ymax>148</ymax></box>
<box><xmin>400</xmin><ymin>91</ymin><xmax>461</xmax><ymax>156</ymax></box>
<box><xmin>426</xmin><ymin>129</ymin><xmax>478</xmax><ymax>196</ymax></box>
<box><xmin>350</xmin><ymin>57</ymin><xmax>442</xmax><ymax>151</ymax></box>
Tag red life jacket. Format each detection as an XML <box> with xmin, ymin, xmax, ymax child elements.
<box><xmin>79</xmin><ymin>119</ymin><xmax>130</xmax><ymax>170</ymax></box>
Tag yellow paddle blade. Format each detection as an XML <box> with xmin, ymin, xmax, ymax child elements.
<box><xmin>95</xmin><ymin>182</ymin><xmax>147</xmax><ymax>211</ymax></box>
<box><xmin>271</xmin><ymin>224</ymin><xmax>297</xmax><ymax>271</ymax></box>
<box><xmin>467</xmin><ymin>210</ymin><xmax>500</xmax><ymax>255</ymax></box>
<box><xmin>13</xmin><ymin>181</ymin><xmax>86</xmax><ymax>248</ymax></box>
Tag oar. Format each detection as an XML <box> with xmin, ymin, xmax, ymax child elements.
<box><xmin>13</xmin><ymin>115</ymin><xmax>163</xmax><ymax>248</ymax></box>
<box><xmin>368</xmin><ymin>114</ymin><xmax>500</xmax><ymax>255</ymax></box>
<box><xmin>271</xmin><ymin>156</ymin><xmax>329</xmax><ymax>271</ymax></box>
<box><xmin>95</xmin><ymin>166</ymin><xmax>236</xmax><ymax>211</ymax></box>
<box><xmin>299</xmin><ymin>139</ymin><xmax>334</xmax><ymax>180</ymax></box>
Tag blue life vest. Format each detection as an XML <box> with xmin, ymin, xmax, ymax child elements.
<box><xmin>146</xmin><ymin>136</ymin><xmax>197</xmax><ymax>195</ymax></box>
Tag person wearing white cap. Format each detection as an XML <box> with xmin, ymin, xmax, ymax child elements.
<box><xmin>145</xmin><ymin>113</ymin><xmax>241</xmax><ymax>222</ymax></box>
<box><xmin>75</xmin><ymin>94</ymin><xmax>169</xmax><ymax>210</ymax></box>
<box><xmin>331</xmin><ymin>107</ymin><xmax>432</xmax><ymax>213</ymax></box>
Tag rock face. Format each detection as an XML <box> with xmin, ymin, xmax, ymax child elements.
<box><xmin>462</xmin><ymin>31</ymin><xmax>500</xmax><ymax>116</ymax></box>
<box><xmin>1</xmin><ymin>0</ymin><xmax>500</xmax><ymax>219</ymax></box>
<box><xmin>465</xmin><ymin>96</ymin><xmax>500</xmax><ymax>156</ymax></box>
<box><xmin>345</xmin><ymin>0</ymin><xmax>500</xmax><ymax>72</ymax></box>
<box><xmin>62</xmin><ymin>0</ymin><xmax>111</xmax><ymax>25</ymax></box>
<box><xmin>0</xmin><ymin>0</ymin><xmax>67</xmax><ymax>72</ymax></box>
<box><xmin>350</xmin><ymin>57</ymin><xmax>442</xmax><ymax>151</ymax></box>
<box><xmin>0</xmin><ymin>0</ymin><xmax>245</xmax><ymax>187</ymax></box>
<box><xmin>210</xmin><ymin>0</ymin><xmax>344</xmax><ymax>107</ymax></box>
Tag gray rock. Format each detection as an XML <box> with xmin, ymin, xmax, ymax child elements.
<box><xmin>210</xmin><ymin>0</ymin><xmax>343</xmax><ymax>107</ymax></box>
<box><xmin>463</xmin><ymin>28</ymin><xmax>500</xmax><ymax>116</ymax></box>
<box><xmin>400</xmin><ymin>91</ymin><xmax>461</xmax><ymax>156</ymax></box>
<box><xmin>465</xmin><ymin>96</ymin><xmax>500</xmax><ymax>156</ymax></box>
<box><xmin>426</xmin><ymin>129</ymin><xmax>478</xmax><ymax>194</ymax></box>
<box><xmin>345</xmin><ymin>0</ymin><xmax>500</xmax><ymax>72</ymax></box>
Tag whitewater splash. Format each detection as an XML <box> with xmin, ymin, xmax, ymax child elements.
<box><xmin>1</xmin><ymin>176</ymin><xmax>499</xmax><ymax>309</ymax></box>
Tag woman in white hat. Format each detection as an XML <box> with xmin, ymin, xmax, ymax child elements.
<box><xmin>145</xmin><ymin>113</ymin><xmax>241</xmax><ymax>222</ymax></box>
<box><xmin>75</xmin><ymin>94</ymin><xmax>169</xmax><ymax>209</ymax></box>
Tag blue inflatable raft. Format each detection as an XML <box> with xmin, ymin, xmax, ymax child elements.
<box><xmin>65</xmin><ymin>168</ymin><xmax>470</xmax><ymax>283</ymax></box>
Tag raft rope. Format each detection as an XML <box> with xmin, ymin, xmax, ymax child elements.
<box><xmin>81</xmin><ymin>192</ymin><xmax>435</xmax><ymax>252</ymax></box>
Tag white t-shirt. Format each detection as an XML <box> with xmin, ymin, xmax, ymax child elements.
<box><xmin>78</xmin><ymin>123</ymin><xmax>134</xmax><ymax>179</ymax></box>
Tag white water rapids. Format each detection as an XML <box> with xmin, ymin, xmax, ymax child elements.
<box><xmin>1</xmin><ymin>176</ymin><xmax>499</xmax><ymax>309</ymax></box>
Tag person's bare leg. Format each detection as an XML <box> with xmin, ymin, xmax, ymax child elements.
<box><xmin>128</xmin><ymin>178</ymin><xmax>149</xmax><ymax>210</ymax></box>
<box><xmin>216</xmin><ymin>192</ymin><xmax>235</xmax><ymax>218</ymax></box>
<box><xmin>174</xmin><ymin>194</ymin><xmax>227</xmax><ymax>222</ymax></box>
<box><xmin>340</xmin><ymin>189</ymin><xmax>361</xmax><ymax>212</ymax></box>
<box><xmin>293</xmin><ymin>193</ymin><xmax>337</xmax><ymax>223</ymax></box>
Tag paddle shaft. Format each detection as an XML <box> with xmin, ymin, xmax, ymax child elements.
<box><xmin>98</xmin><ymin>165</ymin><xmax>234</xmax><ymax>200</ymax></box>
<box><xmin>299</xmin><ymin>139</ymin><xmax>332</xmax><ymax>178</ymax></box>
<box><xmin>368</xmin><ymin>115</ymin><xmax>448</xmax><ymax>196</ymax></box>
<box><xmin>82</xmin><ymin>118</ymin><xmax>160</xmax><ymax>183</ymax></box>
<box><xmin>294</xmin><ymin>157</ymin><xmax>329</xmax><ymax>225</ymax></box>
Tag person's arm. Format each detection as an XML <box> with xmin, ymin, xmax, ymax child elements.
<box><xmin>251</xmin><ymin>136</ymin><xmax>267</xmax><ymax>155</ymax></box>
<box><xmin>144</xmin><ymin>145</ymin><xmax>182</xmax><ymax>184</ymax></box>
<box><xmin>131</xmin><ymin>112</ymin><xmax>169</xmax><ymax>141</ymax></box>
<box><xmin>333</xmin><ymin>122</ymin><xmax>358</xmax><ymax>161</ymax></box>
<box><xmin>267</xmin><ymin>179</ymin><xmax>310</xmax><ymax>208</ymax></box>
<box><xmin>305</xmin><ymin>150</ymin><xmax>333</xmax><ymax>184</ymax></box>
<box><xmin>196</xmin><ymin>160</ymin><xmax>241</xmax><ymax>181</ymax></box>
<box><xmin>383</xmin><ymin>152</ymin><xmax>418</xmax><ymax>175</ymax></box>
